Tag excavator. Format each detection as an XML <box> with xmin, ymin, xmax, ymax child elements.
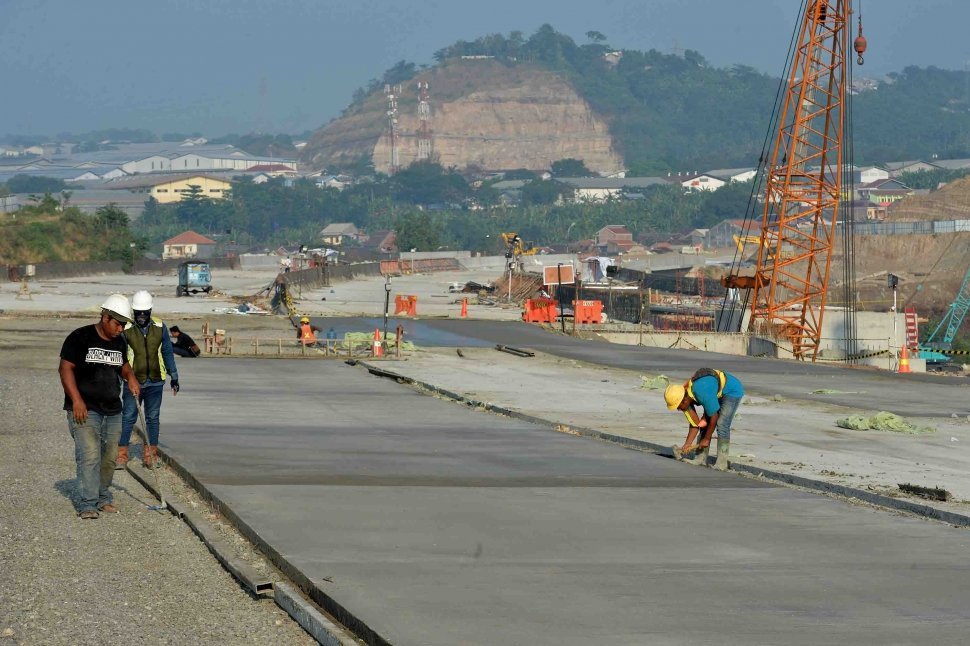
<box><xmin>501</xmin><ymin>233</ymin><xmax>538</xmax><ymax>258</ymax></box>
<box><xmin>501</xmin><ymin>232</ymin><xmax>539</xmax><ymax>273</ymax></box>
<box><xmin>732</xmin><ymin>234</ymin><xmax>792</xmax><ymax>261</ymax></box>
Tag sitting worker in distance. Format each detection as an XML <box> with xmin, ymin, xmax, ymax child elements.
<box><xmin>663</xmin><ymin>368</ymin><xmax>745</xmax><ymax>470</ymax></box>
<box><xmin>169</xmin><ymin>325</ymin><xmax>200</xmax><ymax>358</ymax></box>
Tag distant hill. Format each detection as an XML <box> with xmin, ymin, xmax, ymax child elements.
<box><xmin>302</xmin><ymin>26</ymin><xmax>970</xmax><ymax>175</ymax></box>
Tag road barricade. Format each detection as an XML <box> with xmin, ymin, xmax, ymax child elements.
<box><xmin>394</xmin><ymin>294</ymin><xmax>418</xmax><ymax>316</ymax></box>
<box><xmin>573</xmin><ymin>299</ymin><xmax>603</xmax><ymax>324</ymax></box>
<box><xmin>522</xmin><ymin>298</ymin><xmax>558</xmax><ymax>324</ymax></box>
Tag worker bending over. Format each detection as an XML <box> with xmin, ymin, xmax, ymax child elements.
<box><xmin>664</xmin><ymin>368</ymin><xmax>744</xmax><ymax>470</ymax></box>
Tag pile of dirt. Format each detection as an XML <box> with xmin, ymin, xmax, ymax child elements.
<box><xmin>887</xmin><ymin>176</ymin><xmax>970</xmax><ymax>221</ymax></box>
<box><xmin>830</xmin><ymin>231</ymin><xmax>970</xmax><ymax>315</ymax></box>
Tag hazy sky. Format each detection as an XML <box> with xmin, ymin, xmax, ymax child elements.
<box><xmin>2</xmin><ymin>0</ymin><xmax>968</xmax><ymax>137</ymax></box>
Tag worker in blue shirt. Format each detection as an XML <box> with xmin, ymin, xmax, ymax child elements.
<box><xmin>663</xmin><ymin>368</ymin><xmax>744</xmax><ymax>470</ymax></box>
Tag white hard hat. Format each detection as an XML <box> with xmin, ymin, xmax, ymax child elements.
<box><xmin>101</xmin><ymin>294</ymin><xmax>133</xmax><ymax>323</ymax></box>
<box><xmin>132</xmin><ymin>290</ymin><xmax>154</xmax><ymax>311</ymax></box>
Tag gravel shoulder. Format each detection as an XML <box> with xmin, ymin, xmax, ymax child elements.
<box><xmin>0</xmin><ymin>315</ymin><xmax>315</xmax><ymax>645</ymax></box>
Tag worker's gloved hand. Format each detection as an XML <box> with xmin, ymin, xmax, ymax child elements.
<box><xmin>171</xmin><ymin>378</ymin><xmax>180</xmax><ymax>395</ymax></box>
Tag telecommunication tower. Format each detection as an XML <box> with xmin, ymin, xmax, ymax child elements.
<box><xmin>416</xmin><ymin>82</ymin><xmax>433</xmax><ymax>161</ymax></box>
<box><xmin>384</xmin><ymin>84</ymin><xmax>401</xmax><ymax>174</ymax></box>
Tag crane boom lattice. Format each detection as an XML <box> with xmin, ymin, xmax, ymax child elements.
<box><xmin>749</xmin><ymin>0</ymin><xmax>850</xmax><ymax>361</ymax></box>
<box><xmin>927</xmin><ymin>265</ymin><xmax>970</xmax><ymax>347</ymax></box>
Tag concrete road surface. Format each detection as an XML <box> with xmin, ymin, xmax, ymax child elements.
<box><xmin>307</xmin><ymin>316</ymin><xmax>970</xmax><ymax>418</ymax></box>
<box><xmin>165</xmin><ymin>358</ymin><xmax>970</xmax><ymax>645</ymax></box>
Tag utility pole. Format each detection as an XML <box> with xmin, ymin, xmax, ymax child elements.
<box><xmin>384</xmin><ymin>84</ymin><xmax>401</xmax><ymax>174</ymax></box>
<box><xmin>383</xmin><ymin>275</ymin><xmax>392</xmax><ymax>344</ymax></box>
<box><xmin>417</xmin><ymin>81</ymin><xmax>432</xmax><ymax>161</ymax></box>
<box><xmin>889</xmin><ymin>273</ymin><xmax>899</xmax><ymax>364</ymax></box>
<box><xmin>557</xmin><ymin>263</ymin><xmax>566</xmax><ymax>334</ymax></box>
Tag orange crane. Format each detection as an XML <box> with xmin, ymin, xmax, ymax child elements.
<box><xmin>723</xmin><ymin>0</ymin><xmax>867</xmax><ymax>361</ymax></box>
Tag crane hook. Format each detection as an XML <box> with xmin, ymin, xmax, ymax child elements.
<box><xmin>853</xmin><ymin>13</ymin><xmax>867</xmax><ymax>65</ymax></box>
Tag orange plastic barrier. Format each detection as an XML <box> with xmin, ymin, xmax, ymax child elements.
<box><xmin>572</xmin><ymin>299</ymin><xmax>604</xmax><ymax>324</ymax></box>
<box><xmin>394</xmin><ymin>294</ymin><xmax>418</xmax><ymax>316</ymax></box>
<box><xmin>460</xmin><ymin>298</ymin><xmax>468</xmax><ymax>318</ymax></box>
<box><xmin>522</xmin><ymin>298</ymin><xmax>558</xmax><ymax>324</ymax></box>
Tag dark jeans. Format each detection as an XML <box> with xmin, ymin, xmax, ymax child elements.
<box><xmin>173</xmin><ymin>346</ymin><xmax>195</xmax><ymax>357</ymax></box>
<box><xmin>120</xmin><ymin>380</ymin><xmax>165</xmax><ymax>446</ymax></box>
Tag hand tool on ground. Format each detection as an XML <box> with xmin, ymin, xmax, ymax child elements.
<box><xmin>137</xmin><ymin>401</ymin><xmax>167</xmax><ymax>511</ymax></box>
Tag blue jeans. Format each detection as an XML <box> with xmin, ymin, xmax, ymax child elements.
<box><xmin>120</xmin><ymin>380</ymin><xmax>164</xmax><ymax>446</ymax></box>
<box><xmin>716</xmin><ymin>395</ymin><xmax>743</xmax><ymax>441</ymax></box>
<box><xmin>67</xmin><ymin>410</ymin><xmax>122</xmax><ymax>513</ymax></box>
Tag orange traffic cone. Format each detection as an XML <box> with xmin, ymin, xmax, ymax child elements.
<box><xmin>898</xmin><ymin>344</ymin><xmax>911</xmax><ymax>374</ymax></box>
<box><xmin>460</xmin><ymin>298</ymin><xmax>468</xmax><ymax>318</ymax></box>
<box><xmin>372</xmin><ymin>328</ymin><xmax>383</xmax><ymax>357</ymax></box>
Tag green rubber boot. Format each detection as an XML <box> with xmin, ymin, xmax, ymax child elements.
<box><xmin>685</xmin><ymin>445</ymin><xmax>709</xmax><ymax>465</ymax></box>
<box><xmin>714</xmin><ymin>439</ymin><xmax>730</xmax><ymax>471</ymax></box>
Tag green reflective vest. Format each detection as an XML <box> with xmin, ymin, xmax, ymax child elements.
<box><xmin>125</xmin><ymin>318</ymin><xmax>168</xmax><ymax>383</ymax></box>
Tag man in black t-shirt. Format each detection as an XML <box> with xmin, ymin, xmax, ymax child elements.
<box><xmin>58</xmin><ymin>294</ymin><xmax>141</xmax><ymax>519</ymax></box>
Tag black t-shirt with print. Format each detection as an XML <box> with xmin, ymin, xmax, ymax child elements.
<box><xmin>60</xmin><ymin>324</ymin><xmax>128</xmax><ymax>415</ymax></box>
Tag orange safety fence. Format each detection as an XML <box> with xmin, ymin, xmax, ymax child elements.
<box><xmin>522</xmin><ymin>298</ymin><xmax>558</xmax><ymax>324</ymax></box>
<box><xmin>572</xmin><ymin>300</ymin><xmax>603</xmax><ymax>324</ymax></box>
<box><xmin>394</xmin><ymin>294</ymin><xmax>418</xmax><ymax>316</ymax></box>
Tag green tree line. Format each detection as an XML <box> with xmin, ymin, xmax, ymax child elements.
<box><xmin>130</xmin><ymin>163</ymin><xmax>754</xmax><ymax>253</ymax></box>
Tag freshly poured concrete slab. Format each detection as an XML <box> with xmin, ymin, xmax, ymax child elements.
<box><xmin>387</xmin><ymin>345</ymin><xmax>970</xmax><ymax>509</ymax></box>
<box><xmin>406</xmin><ymin>318</ymin><xmax>970</xmax><ymax>419</ymax></box>
<box><xmin>166</xmin><ymin>359</ymin><xmax>970</xmax><ymax>645</ymax></box>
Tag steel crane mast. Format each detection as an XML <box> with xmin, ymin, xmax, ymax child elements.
<box><xmin>927</xmin><ymin>264</ymin><xmax>970</xmax><ymax>348</ymax></box>
<box><xmin>749</xmin><ymin>0</ymin><xmax>851</xmax><ymax>361</ymax></box>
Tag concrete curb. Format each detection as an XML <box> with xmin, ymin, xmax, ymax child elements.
<box><xmin>150</xmin><ymin>450</ymin><xmax>390</xmax><ymax>646</ymax></box>
<box><xmin>274</xmin><ymin>583</ymin><xmax>360</xmax><ymax>646</ymax></box>
<box><xmin>125</xmin><ymin>461</ymin><xmax>369</xmax><ymax>644</ymax></box>
<box><xmin>125</xmin><ymin>463</ymin><xmax>273</xmax><ymax>596</ymax></box>
<box><xmin>360</xmin><ymin>362</ymin><xmax>970</xmax><ymax>530</ymax></box>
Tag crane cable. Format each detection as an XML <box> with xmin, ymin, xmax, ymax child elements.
<box><xmin>718</xmin><ymin>0</ymin><xmax>809</xmax><ymax>331</ymax></box>
<box><xmin>841</xmin><ymin>0</ymin><xmax>860</xmax><ymax>360</ymax></box>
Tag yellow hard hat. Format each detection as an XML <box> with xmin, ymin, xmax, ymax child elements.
<box><xmin>300</xmin><ymin>316</ymin><xmax>310</xmax><ymax>324</ymax></box>
<box><xmin>664</xmin><ymin>384</ymin><xmax>686</xmax><ymax>410</ymax></box>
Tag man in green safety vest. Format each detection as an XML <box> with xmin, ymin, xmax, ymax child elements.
<box><xmin>116</xmin><ymin>290</ymin><xmax>180</xmax><ymax>469</ymax></box>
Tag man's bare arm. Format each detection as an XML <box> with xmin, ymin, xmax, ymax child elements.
<box><xmin>59</xmin><ymin>359</ymin><xmax>87</xmax><ymax>424</ymax></box>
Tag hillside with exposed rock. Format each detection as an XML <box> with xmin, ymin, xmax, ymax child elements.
<box><xmin>301</xmin><ymin>61</ymin><xmax>622</xmax><ymax>175</ymax></box>
<box><xmin>302</xmin><ymin>26</ymin><xmax>970</xmax><ymax>176</ymax></box>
